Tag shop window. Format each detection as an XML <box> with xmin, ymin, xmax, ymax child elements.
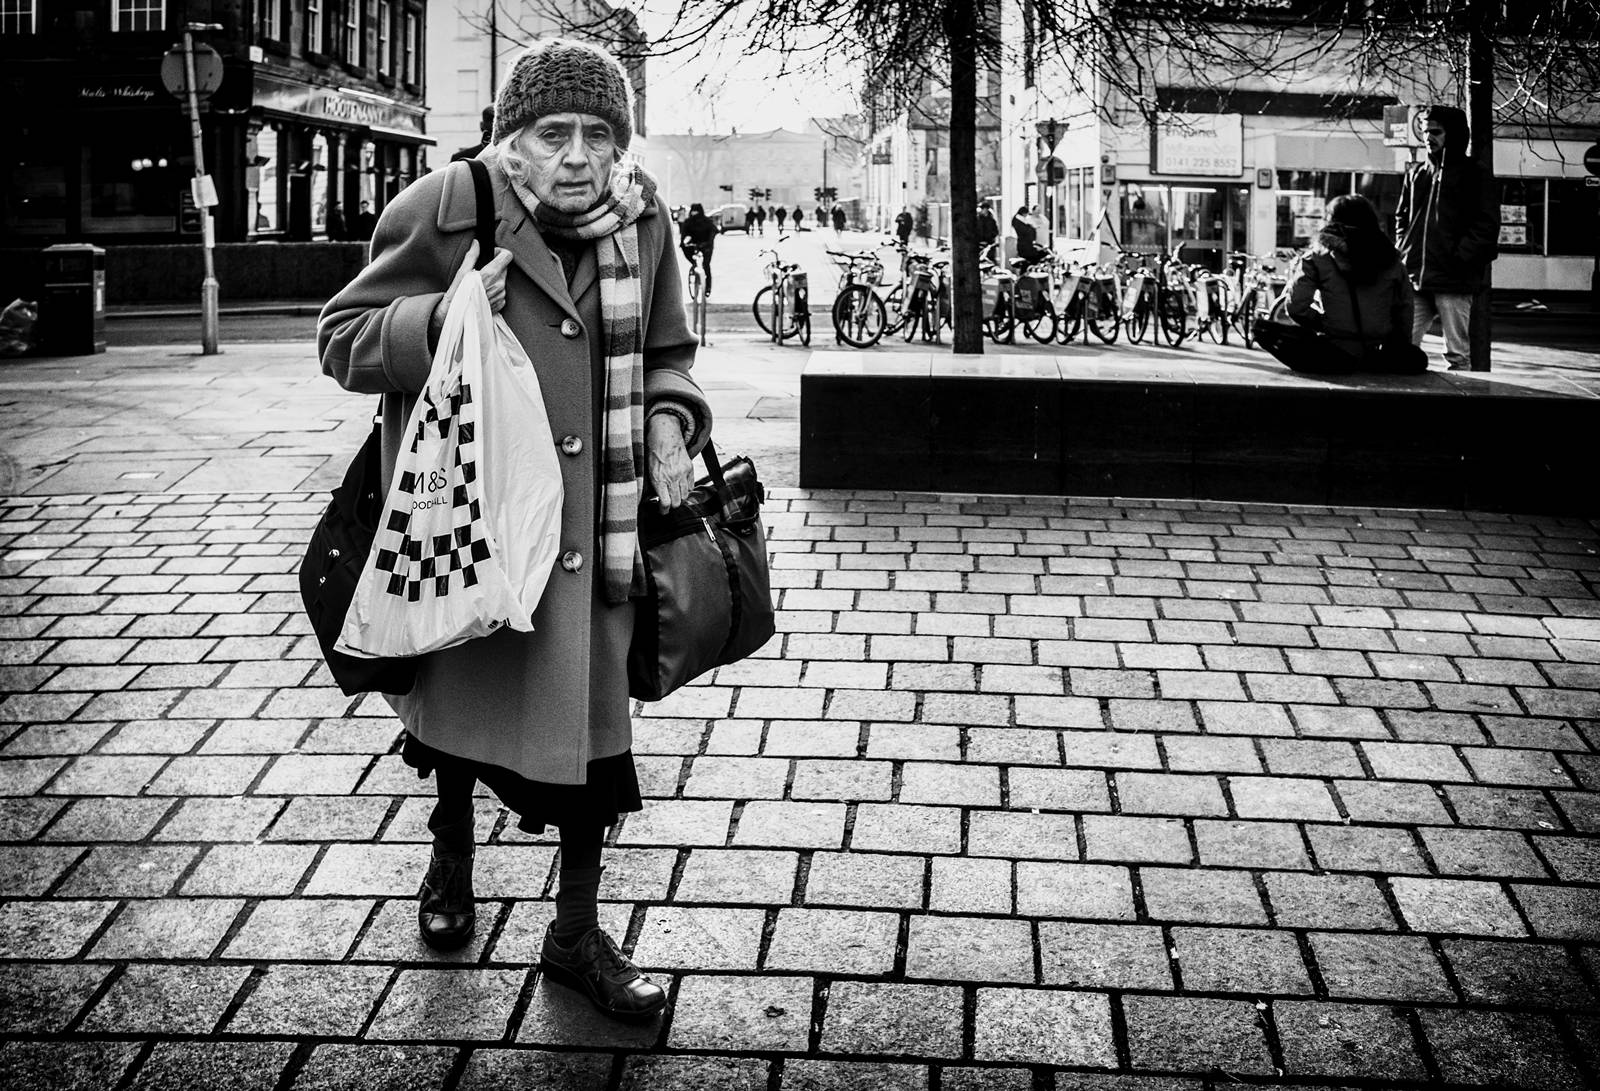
<box><xmin>0</xmin><ymin>0</ymin><xmax>36</xmax><ymax>34</ymax></box>
<box><xmin>81</xmin><ymin>123</ymin><xmax>178</xmax><ymax>233</ymax></box>
<box><xmin>1497</xmin><ymin>178</ymin><xmax>1545</xmax><ymax>253</ymax></box>
<box><xmin>310</xmin><ymin>134</ymin><xmax>330</xmax><ymax>237</ymax></box>
<box><xmin>4</xmin><ymin>134</ymin><xmax>66</xmax><ymax>233</ymax></box>
<box><xmin>1354</xmin><ymin>172</ymin><xmax>1402</xmax><ymax>239</ymax></box>
<box><xmin>250</xmin><ymin>127</ymin><xmax>283</xmax><ymax>235</ymax></box>
<box><xmin>1275</xmin><ymin>170</ymin><xmax>1346</xmax><ymax>248</ymax></box>
<box><xmin>306</xmin><ymin>0</ymin><xmax>325</xmax><ymax>55</ymax></box>
<box><xmin>1120</xmin><ymin>183</ymin><xmax>1168</xmax><ymax>255</ymax></box>
<box><xmin>376</xmin><ymin>0</ymin><xmax>392</xmax><ymax>74</ymax></box>
<box><xmin>111</xmin><ymin>0</ymin><xmax>163</xmax><ymax>32</ymax></box>
<box><xmin>1546</xmin><ymin>179</ymin><xmax>1597</xmax><ymax>258</ymax></box>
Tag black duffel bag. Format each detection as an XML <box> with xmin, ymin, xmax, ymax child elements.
<box><xmin>628</xmin><ymin>441</ymin><xmax>776</xmax><ymax>702</ymax></box>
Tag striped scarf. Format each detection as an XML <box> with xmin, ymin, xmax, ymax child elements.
<box><xmin>507</xmin><ymin>162</ymin><xmax>657</xmax><ymax>605</ymax></box>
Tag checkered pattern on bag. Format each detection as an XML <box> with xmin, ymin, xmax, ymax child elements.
<box><xmin>369</xmin><ymin>380</ymin><xmax>489</xmax><ymax>602</ymax></box>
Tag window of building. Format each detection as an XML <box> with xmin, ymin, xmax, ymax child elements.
<box><xmin>340</xmin><ymin>0</ymin><xmax>362</xmax><ymax>65</ymax></box>
<box><xmin>1497</xmin><ymin>177</ymin><xmax>1545</xmax><ymax>253</ymax></box>
<box><xmin>402</xmin><ymin>8</ymin><xmax>421</xmax><ymax>85</ymax></box>
<box><xmin>1547</xmin><ymin>179</ymin><xmax>1597</xmax><ymax>258</ymax></box>
<box><xmin>376</xmin><ymin>0</ymin><xmax>391</xmax><ymax>74</ymax></box>
<box><xmin>81</xmin><ymin>120</ymin><xmax>178</xmax><ymax>232</ymax></box>
<box><xmin>260</xmin><ymin>0</ymin><xmax>282</xmax><ymax>40</ymax></box>
<box><xmin>111</xmin><ymin>0</ymin><xmax>164</xmax><ymax>31</ymax></box>
<box><xmin>0</xmin><ymin>0</ymin><xmax>37</xmax><ymax>34</ymax></box>
<box><xmin>306</xmin><ymin>0</ymin><xmax>324</xmax><ymax>54</ymax></box>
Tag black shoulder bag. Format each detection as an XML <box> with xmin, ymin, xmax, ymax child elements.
<box><xmin>628</xmin><ymin>441</ymin><xmax>776</xmax><ymax>702</ymax></box>
<box><xmin>1341</xmin><ymin>266</ymin><xmax>1427</xmax><ymax>375</ymax></box>
<box><xmin>299</xmin><ymin>159</ymin><xmax>499</xmax><ymax>695</ymax></box>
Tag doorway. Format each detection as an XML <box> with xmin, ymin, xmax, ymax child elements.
<box><xmin>1120</xmin><ymin>182</ymin><xmax>1248</xmax><ymax>271</ymax></box>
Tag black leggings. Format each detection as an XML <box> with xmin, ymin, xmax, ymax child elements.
<box><xmin>428</xmin><ymin>766</ymin><xmax>603</xmax><ymax>866</ymax></box>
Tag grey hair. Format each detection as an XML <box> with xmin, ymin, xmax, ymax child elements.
<box><xmin>492</xmin><ymin>128</ymin><xmax>630</xmax><ymax>192</ymax></box>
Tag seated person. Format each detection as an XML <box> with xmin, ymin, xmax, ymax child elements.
<box><xmin>1257</xmin><ymin>195</ymin><xmax>1424</xmax><ymax>375</ymax></box>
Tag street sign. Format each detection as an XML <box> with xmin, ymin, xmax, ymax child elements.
<box><xmin>1037</xmin><ymin>156</ymin><xmax>1066</xmax><ymax>185</ymax></box>
<box><xmin>1583</xmin><ymin>143</ymin><xmax>1600</xmax><ymax>177</ymax></box>
<box><xmin>160</xmin><ymin>44</ymin><xmax>223</xmax><ymax>99</ymax></box>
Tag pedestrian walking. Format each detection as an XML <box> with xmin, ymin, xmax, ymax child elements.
<box><xmin>1256</xmin><ymin>194</ymin><xmax>1424</xmax><ymax>375</ymax></box>
<box><xmin>353</xmin><ymin>200</ymin><xmax>377</xmax><ymax>241</ymax></box>
<box><xmin>894</xmin><ymin>206</ymin><xmax>913</xmax><ymax>247</ymax></box>
<box><xmin>792</xmin><ymin>205</ymin><xmax>805</xmax><ymax>231</ymax></box>
<box><xmin>831</xmin><ymin>205</ymin><xmax>845</xmax><ymax>235</ymax></box>
<box><xmin>744</xmin><ymin>206</ymin><xmax>756</xmax><ymax>234</ymax></box>
<box><xmin>775</xmin><ymin>205</ymin><xmax>787</xmax><ymax>232</ymax></box>
<box><xmin>755</xmin><ymin>203</ymin><xmax>767</xmax><ymax>235</ymax></box>
<box><xmin>976</xmin><ymin>204</ymin><xmax>999</xmax><ymax>263</ymax></box>
<box><xmin>1396</xmin><ymin>104</ymin><xmax>1499</xmax><ymax>370</ymax></box>
<box><xmin>680</xmin><ymin>201</ymin><xmax>719</xmax><ymax>296</ymax></box>
<box><xmin>318</xmin><ymin>37</ymin><xmax>709</xmax><ymax>1023</ymax></box>
<box><xmin>450</xmin><ymin>106</ymin><xmax>496</xmax><ymax>163</ymax></box>
<box><xmin>815</xmin><ymin>205</ymin><xmax>826</xmax><ymax>230</ymax></box>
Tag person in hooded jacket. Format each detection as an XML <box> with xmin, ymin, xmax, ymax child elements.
<box><xmin>679</xmin><ymin>202</ymin><xmax>719</xmax><ymax>295</ymax></box>
<box><xmin>1395</xmin><ymin>104</ymin><xmax>1499</xmax><ymax>370</ymax></box>
<box><xmin>1257</xmin><ymin>194</ymin><xmax>1423</xmax><ymax>375</ymax></box>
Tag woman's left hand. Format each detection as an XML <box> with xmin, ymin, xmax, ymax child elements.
<box><xmin>646</xmin><ymin>414</ymin><xmax>693</xmax><ymax>512</ymax></box>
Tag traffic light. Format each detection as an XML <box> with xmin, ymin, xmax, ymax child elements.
<box><xmin>764</xmin><ymin>188</ymin><xmax>772</xmax><ymax>200</ymax></box>
<box><xmin>813</xmin><ymin>187</ymin><xmax>823</xmax><ymax>201</ymax></box>
<box><xmin>719</xmin><ymin>183</ymin><xmax>733</xmax><ymax>193</ymax></box>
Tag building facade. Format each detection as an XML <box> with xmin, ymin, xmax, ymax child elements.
<box><xmin>999</xmin><ymin>1</ymin><xmax>1599</xmax><ymax>294</ymax></box>
<box><xmin>424</xmin><ymin>1</ymin><xmax>647</xmax><ymax>171</ymax></box>
<box><xmin>1</xmin><ymin>0</ymin><xmax>431</xmax><ymax>245</ymax></box>
<box><xmin>645</xmin><ymin>122</ymin><xmax>860</xmax><ymax>215</ymax></box>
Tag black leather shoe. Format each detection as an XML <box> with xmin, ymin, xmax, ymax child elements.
<box><xmin>539</xmin><ymin>924</ymin><xmax>666</xmax><ymax>1020</ymax></box>
<box><xmin>417</xmin><ymin>848</ymin><xmax>475</xmax><ymax>951</ymax></box>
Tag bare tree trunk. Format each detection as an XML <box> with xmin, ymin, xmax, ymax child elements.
<box><xmin>945</xmin><ymin>0</ymin><xmax>984</xmax><ymax>353</ymax></box>
<box><xmin>1468</xmin><ymin>0</ymin><xmax>1495</xmax><ymax>372</ymax></box>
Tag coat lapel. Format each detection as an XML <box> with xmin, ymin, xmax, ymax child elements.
<box><xmin>568</xmin><ymin>246</ymin><xmax>599</xmax><ymax>306</ymax></box>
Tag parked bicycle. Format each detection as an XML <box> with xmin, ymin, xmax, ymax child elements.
<box><xmin>1055</xmin><ymin>259</ymin><xmax>1122</xmax><ymax>345</ymax></box>
<box><xmin>1118</xmin><ymin>250</ymin><xmax>1190</xmax><ymax>347</ymax></box>
<box><xmin>829</xmin><ymin>248</ymin><xmax>889</xmax><ymax>348</ymax></box>
<box><xmin>1231</xmin><ymin>249</ymin><xmax>1295</xmax><ymax>349</ymax></box>
<box><xmin>752</xmin><ymin>242</ymin><xmax>811</xmax><ymax>346</ymax></box>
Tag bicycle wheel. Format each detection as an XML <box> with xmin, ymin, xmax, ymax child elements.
<box><xmin>1087</xmin><ymin>288</ymin><xmax>1120</xmax><ymax>345</ymax></box>
<box><xmin>752</xmin><ymin>286</ymin><xmax>775</xmax><ymax>337</ymax></box>
<box><xmin>882</xmin><ymin>284</ymin><xmax>907</xmax><ymax>334</ymax></box>
<box><xmin>901</xmin><ymin>290</ymin><xmax>924</xmax><ymax>342</ymax></box>
<box><xmin>1057</xmin><ymin>294</ymin><xmax>1083</xmax><ymax>344</ymax></box>
<box><xmin>922</xmin><ymin>289</ymin><xmax>941</xmax><ymax>342</ymax></box>
<box><xmin>797</xmin><ymin>312</ymin><xmax>812</xmax><ymax>346</ymax></box>
<box><xmin>1239</xmin><ymin>289</ymin><xmax>1259</xmax><ymax>349</ymax></box>
<box><xmin>986</xmin><ymin>304</ymin><xmax>1015</xmax><ymax>345</ymax></box>
<box><xmin>1158</xmin><ymin>292</ymin><xmax>1189</xmax><ymax>347</ymax></box>
<box><xmin>1126</xmin><ymin>298</ymin><xmax>1150</xmax><ymax>345</ymax></box>
<box><xmin>1212</xmin><ymin>283</ymin><xmax>1230</xmax><ymax>345</ymax></box>
<box><xmin>833</xmin><ymin>286</ymin><xmax>886</xmax><ymax>348</ymax></box>
<box><xmin>1023</xmin><ymin>299</ymin><xmax>1058</xmax><ymax>344</ymax></box>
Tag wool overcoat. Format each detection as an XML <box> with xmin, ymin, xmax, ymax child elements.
<box><xmin>317</xmin><ymin>156</ymin><xmax>710</xmax><ymax>785</ymax></box>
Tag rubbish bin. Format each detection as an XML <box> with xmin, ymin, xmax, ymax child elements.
<box><xmin>41</xmin><ymin>243</ymin><xmax>107</xmax><ymax>355</ymax></box>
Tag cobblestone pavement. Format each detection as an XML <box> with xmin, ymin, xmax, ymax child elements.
<box><xmin>2</xmin><ymin>344</ymin><xmax>1599</xmax><ymax>1089</ymax></box>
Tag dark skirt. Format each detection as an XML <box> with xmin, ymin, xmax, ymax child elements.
<box><xmin>401</xmin><ymin>731</ymin><xmax>643</xmax><ymax>835</ymax></box>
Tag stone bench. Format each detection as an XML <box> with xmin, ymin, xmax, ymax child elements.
<box><xmin>799</xmin><ymin>353</ymin><xmax>1600</xmax><ymax>515</ymax></box>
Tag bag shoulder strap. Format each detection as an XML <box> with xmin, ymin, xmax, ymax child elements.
<box><xmin>464</xmin><ymin>158</ymin><xmax>495</xmax><ymax>270</ymax></box>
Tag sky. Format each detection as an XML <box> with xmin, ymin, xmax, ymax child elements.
<box><xmin>628</xmin><ymin>2</ymin><xmax>862</xmax><ymax>134</ymax></box>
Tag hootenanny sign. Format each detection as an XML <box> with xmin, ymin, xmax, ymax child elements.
<box><xmin>252</xmin><ymin>73</ymin><xmax>425</xmax><ymax>136</ymax></box>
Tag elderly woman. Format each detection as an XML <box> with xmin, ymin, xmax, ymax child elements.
<box><xmin>317</xmin><ymin>38</ymin><xmax>708</xmax><ymax>1021</ymax></box>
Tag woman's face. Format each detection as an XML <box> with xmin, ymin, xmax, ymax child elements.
<box><xmin>523</xmin><ymin>112</ymin><xmax>618</xmax><ymax>212</ymax></box>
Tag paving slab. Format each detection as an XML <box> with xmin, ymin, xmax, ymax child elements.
<box><xmin>0</xmin><ymin>338</ymin><xmax>1596</xmax><ymax>1087</ymax></box>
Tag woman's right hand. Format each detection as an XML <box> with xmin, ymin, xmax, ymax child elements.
<box><xmin>434</xmin><ymin>240</ymin><xmax>516</xmax><ymax>326</ymax></box>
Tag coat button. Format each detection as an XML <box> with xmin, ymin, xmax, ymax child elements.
<box><xmin>560</xmin><ymin>435</ymin><xmax>583</xmax><ymax>456</ymax></box>
<box><xmin>560</xmin><ymin>318</ymin><xmax>581</xmax><ymax>339</ymax></box>
<box><xmin>560</xmin><ymin>550</ymin><xmax>583</xmax><ymax>572</ymax></box>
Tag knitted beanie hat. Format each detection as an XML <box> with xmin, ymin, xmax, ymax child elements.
<box><xmin>492</xmin><ymin>38</ymin><xmax>634</xmax><ymax>149</ymax></box>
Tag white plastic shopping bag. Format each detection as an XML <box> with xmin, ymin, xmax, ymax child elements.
<box><xmin>336</xmin><ymin>263</ymin><xmax>563</xmax><ymax>659</ymax></box>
